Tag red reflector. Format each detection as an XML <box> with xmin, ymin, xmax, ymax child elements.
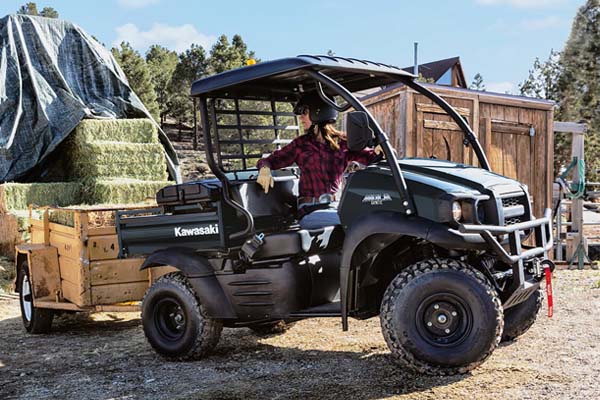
<box><xmin>544</xmin><ymin>267</ymin><xmax>553</xmax><ymax>318</ymax></box>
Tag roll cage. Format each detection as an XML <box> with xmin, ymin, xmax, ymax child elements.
<box><xmin>190</xmin><ymin>55</ymin><xmax>491</xmax><ymax>240</ymax></box>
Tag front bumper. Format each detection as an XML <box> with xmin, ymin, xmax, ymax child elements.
<box><xmin>458</xmin><ymin>208</ymin><xmax>554</xmax><ymax>309</ymax></box>
<box><xmin>458</xmin><ymin>208</ymin><xmax>553</xmax><ymax>265</ymax></box>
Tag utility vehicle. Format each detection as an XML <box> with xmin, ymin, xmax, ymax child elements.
<box><xmin>19</xmin><ymin>55</ymin><xmax>554</xmax><ymax>375</ymax></box>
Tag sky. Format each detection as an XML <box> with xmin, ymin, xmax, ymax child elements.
<box><xmin>0</xmin><ymin>0</ymin><xmax>585</xmax><ymax>94</ymax></box>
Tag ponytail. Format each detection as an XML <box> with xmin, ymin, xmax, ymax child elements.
<box><xmin>308</xmin><ymin>122</ymin><xmax>346</xmax><ymax>151</ymax></box>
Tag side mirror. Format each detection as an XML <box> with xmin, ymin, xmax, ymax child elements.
<box><xmin>346</xmin><ymin>111</ymin><xmax>374</xmax><ymax>152</ymax></box>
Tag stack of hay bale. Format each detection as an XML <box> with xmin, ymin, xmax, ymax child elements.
<box><xmin>0</xmin><ymin>118</ymin><xmax>172</xmax><ymax>258</ymax></box>
<box><xmin>67</xmin><ymin>118</ymin><xmax>171</xmax><ymax>204</ymax></box>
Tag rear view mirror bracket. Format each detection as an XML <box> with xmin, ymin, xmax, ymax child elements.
<box><xmin>315</xmin><ymin>82</ymin><xmax>352</xmax><ymax>112</ymax></box>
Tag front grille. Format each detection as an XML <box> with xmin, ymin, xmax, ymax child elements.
<box><xmin>502</xmin><ymin>196</ymin><xmax>522</xmax><ymax>207</ymax></box>
<box><xmin>499</xmin><ymin>192</ymin><xmax>528</xmax><ymax>227</ymax></box>
<box><xmin>505</xmin><ymin>217</ymin><xmax>522</xmax><ymax>225</ymax></box>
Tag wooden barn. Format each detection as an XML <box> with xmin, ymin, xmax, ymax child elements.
<box><xmin>361</xmin><ymin>83</ymin><xmax>555</xmax><ymax>218</ymax></box>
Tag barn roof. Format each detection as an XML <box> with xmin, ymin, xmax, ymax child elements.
<box><xmin>402</xmin><ymin>56</ymin><xmax>466</xmax><ymax>85</ymax></box>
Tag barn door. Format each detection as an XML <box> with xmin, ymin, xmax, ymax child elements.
<box><xmin>480</xmin><ymin>118</ymin><xmax>535</xmax><ymax>184</ymax></box>
<box><xmin>413</xmin><ymin>97</ymin><xmax>477</xmax><ymax>166</ymax></box>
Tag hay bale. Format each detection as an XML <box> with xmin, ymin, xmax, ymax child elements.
<box><xmin>48</xmin><ymin>203</ymin><xmax>158</xmax><ymax>228</ymax></box>
<box><xmin>74</xmin><ymin>119</ymin><xmax>158</xmax><ymax>143</ymax></box>
<box><xmin>0</xmin><ymin>183</ymin><xmax>82</xmax><ymax>212</ymax></box>
<box><xmin>0</xmin><ymin>213</ymin><xmax>20</xmax><ymax>256</ymax></box>
<box><xmin>69</xmin><ymin>141</ymin><xmax>168</xmax><ymax>181</ymax></box>
<box><xmin>84</xmin><ymin>179</ymin><xmax>171</xmax><ymax>205</ymax></box>
<box><xmin>0</xmin><ymin>211</ymin><xmax>30</xmax><ymax>259</ymax></box>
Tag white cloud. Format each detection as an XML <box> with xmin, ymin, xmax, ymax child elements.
<box><xmin>117</xmin><ymin>0</ymin><xmax>160</xmax><ymax>8</ymax></box>
<box><xmin>520</xmin><ymin>15</ymin><xmax>563</xmax><ymax>30</ymax></box>
<box><xmin>475</xmin><ymin>0</ymin><xmax>564</xmax><ymax>8</ymax></box>
<box><xmin>113</xmin><ymin>23</ymin><xmax>216</xmax><ymax>53</ymax></box>
<box><xmin>486</xmin><ymin>81</ymin><xmax>517</xmax><ymax>94</ymax></box>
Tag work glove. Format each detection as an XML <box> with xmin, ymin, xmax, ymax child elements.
<box><xmin>257</xmin><ymin>166</ymin><xmax>274</xmax><ymax>194</ymax></box>
<box><xmin>374</xmin><ymin>144</ymin><xmax>397</xmax><ymax>158</ymax></box>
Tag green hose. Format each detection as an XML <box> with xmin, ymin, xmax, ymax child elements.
<box><xmin>560</xmin><ymin>157</ymin><xmax>586</xmax><ymax>199</ymax></box>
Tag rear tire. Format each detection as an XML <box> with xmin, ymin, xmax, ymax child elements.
<box><xmin>249</xmin><ymin>320</ymin><xmax>296</xmax><ymax>335</ymax></box>
<box><xmin>501</xmin><ymin>289</ymin><xmax>542</xmax><ymax>342</ymax></box>
<box><xmin>380</xmin><ymin>258</ymin><xmax>503</xmax><ymax>375</ymax></box>
<box><xmin>19</xmin><ymin>261</ymin><xmax>54</xmax><ymax>334</ymax></box>
<box><xmin>142</xmin><ymin>272</ymin><xmax>222</xmax><ymax>360</ymax></box>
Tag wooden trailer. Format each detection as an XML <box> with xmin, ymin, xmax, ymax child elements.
<box><xmin>14</xmin><ymin>206</ymin><xmax>175</xmax><ymax>314</ymax></box>
<box><xmin>362</xmin><ymin>83</ymin><xmax>555</xmax><ymax>218</ymax></box>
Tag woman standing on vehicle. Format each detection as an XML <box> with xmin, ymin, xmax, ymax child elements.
<box><xmin>256</xmin><ymin>93</ymin><xmax>383</xmax><ymax>229</ymax></box>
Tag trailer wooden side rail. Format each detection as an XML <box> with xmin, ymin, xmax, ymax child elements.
<box><xmin>15</xmin><ymin>206</ymin><xmax>176</xmax><ymax>313</ymax></box>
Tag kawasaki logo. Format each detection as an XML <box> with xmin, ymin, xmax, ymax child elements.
<box><xmin>174</xmin><ymin>224</ymin><xmax>219</xmax><ymax>237</ymax></box>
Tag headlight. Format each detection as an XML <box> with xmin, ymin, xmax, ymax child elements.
<box><xmin>452</xmin><ymin>201</ymin><xmax>462</xmax><ymax>222</ymax></box>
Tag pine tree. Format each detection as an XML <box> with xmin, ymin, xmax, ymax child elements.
<box><xmin>168</xmin><ymin>44</ymin><xmax>209</xmax><ymax>126</ymax></box>
<box><xmin>40</xmin><ymin>7</ymin><xmax>58</xmax><ymax>18</ymax></box>
<box><xmin>518</xmin><ymin>50</ymin><xmax>560</xmax><ymax>101</ymax></box>
<box><xmin>146</xmin><ymin>45</ymin><xmax>178</xmax><ymax>124</ymax></box>
<box><xmin>555</xmin><ymin>0</ymin><xmax>600</xmax><ymax>181</ymax></box>
<box><xmin>17</xmin><ymin>2</ymin><xmax>38</xmax><ymax>15</ymax></box>
<box><xmin>166</xmin><ymin>35</ymin><xmax>257</xmax><ymax>130</ymax></box>
<box><xmin>208</xmin><ymin>34</ymin><xmax>253</xmax><ymax>75</ymax></box>
<box><xmin>17</xmin><ymin>3</ymin><xmax>59</xmax><ymax>18</ymax></box>
<box><xmin>174</xmin><ymin>44</ymin><xmax>209</xmax><ymax>84</ymax></box>
<box><xmin>112</xmin><ymin>42</ymin><xmax>160</xmax><ymax>120</ymax></box>
<box><xmin>469</xmin><ymin>73</ymin><xmax>486</xmax><ymax>91</ymax></box>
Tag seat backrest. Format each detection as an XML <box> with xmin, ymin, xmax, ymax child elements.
<box><xmin>230</xmin><ymin>175</ymin><xmax>298</xmax><ymax>220</ymax></box>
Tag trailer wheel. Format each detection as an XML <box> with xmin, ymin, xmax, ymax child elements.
<box><xmin>142</xmin><ymin>272</ymin><xmax>222</xmax><ymax>360</ymax></box>
<box><xmin>380</xmin><ymin>258</ymin><xmax>503</xmax><ymax>375</ymax></box>
<box><xmin>249</xmin><ymin>320</ymin><xmax>296</xmax><ymax>335</ymax></box>
<box><xmin>19</xmin><ymin>261</ymin><xmax>54</xmax><ymax>334</ymax></box>
<box><xmin>501</xmin><ymin>289</ymin><xmax>542</xmax><ymax>342</ymax></box>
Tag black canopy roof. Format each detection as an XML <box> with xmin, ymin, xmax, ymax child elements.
<box><xmin>190</xmin><ymin>55</ymin><xmax>416</xmax><ymax>100</ymax></box>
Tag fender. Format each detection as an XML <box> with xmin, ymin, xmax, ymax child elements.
<box><xmin>141</xmin><ymin>247</ymin><xmax>236</xmax><ymax>319</ymax></box>
<box><xmin>339</xmin><ymin>211</ymin><xmax>488</xmax><ymax>330</ymax></box>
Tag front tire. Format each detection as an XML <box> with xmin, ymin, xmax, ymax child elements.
<box><xmin>19</xmin><ymin>261</ymin><xmax>54</xmax><ymax>334</ymax></box>
<box><xmin>501</xmin><ymin>289</ymin><xmax>542</xmax><ymax>342</ymax></box>
<box><xmin>142</xmin><ymin>273</ymin><xmax>222</xmax><ymax>360</ymax></box>
<box><xmin>380</xmin><ymin>258</ymin><xmax>503</xmax><ymax>375</ymax></box>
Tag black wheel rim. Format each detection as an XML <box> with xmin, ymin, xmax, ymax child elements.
<box><xmin>153</xmin><ymin>297</ymin><xmax>187</xmax><ymax>342</ymax></box>
<box><xmin>415</xmin><ymin>292</ymin><xmax>473</xmax><ymax>347</ymax></box>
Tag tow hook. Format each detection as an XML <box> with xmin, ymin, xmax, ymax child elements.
<box><xmin>541</xmin><ymin>260</ymin><xmax>555</xmax><ymax>318</ymax></box>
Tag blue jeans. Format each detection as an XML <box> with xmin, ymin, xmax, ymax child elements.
<box><xmin>299</xmin><ymin>202</ymin><xmax>340</xmax><ymax>230</ymax></box>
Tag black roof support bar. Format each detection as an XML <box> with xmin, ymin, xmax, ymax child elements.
<box><xmin>305</xmin><ymin>69</ymin><xmax>416</xmax><ymax>215</ymax></box>
<box><xmin>198</xmin><ymin>96</ymin><xmax>255</xmax><ymax>240</ymax></box>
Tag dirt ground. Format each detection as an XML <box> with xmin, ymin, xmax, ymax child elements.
<box><xmin>0</xmin><ymin>270</ymin><xmax>598</xmax><ymax>400</ymax></box>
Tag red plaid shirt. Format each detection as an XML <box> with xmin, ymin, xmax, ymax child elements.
<box><xmin>257</xmin><ymin>133</ymin><xmax>381</xmax><ymax>198</ymax></box>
